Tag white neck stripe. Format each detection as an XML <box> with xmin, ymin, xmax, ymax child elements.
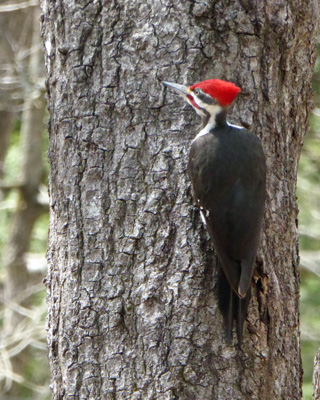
<box><xmin>227</xmin><ymin>122</ymin><xmax>244</xmax><ymax>130</ymax></box>
<box><xmin>192</xmin><ymin>120</ymin><xmax>244</xmax><ymax>144</ymax></box>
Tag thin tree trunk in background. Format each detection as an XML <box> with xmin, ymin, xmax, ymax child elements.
<box><xmin>314</xmin><ymin>349</ymin><xmax>320</xmax><ymax>399</ymax></box>
<box><xmin>0</xmin><ymin>5</ymin><xmax>48</xmax><ymax>397</ymax></box>
<box><xmin>41</xmin><ymin>1</ymin><xmax>319</xmax><ymax>399</ymax></box>
<box><xmin>0</xmin><ymin>110</ymin><xmax>14</xmax><ymax>201</ymax></box>
<box><xmin>0</xmin><ymin>7</ymin><xmax>47</xmax><ymax>396</ymax></box>
<box><xmin>3</xmin><ymin>6</ymin><xmax>46</xmax><ymax>334</ymax></box>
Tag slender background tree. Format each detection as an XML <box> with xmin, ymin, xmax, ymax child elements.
<box><xmin>0</xmin><ymin>3</ymin><xmax>49</xmax><ymax>398</ymax></box>
<box><xmin>40</xmin><ymin>1</ymin><xmax>319</xmax><ymax>399</ymax></box>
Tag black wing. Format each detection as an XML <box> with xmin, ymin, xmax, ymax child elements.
<box><xmin>188</xmin><ymin>126</ymin><xmax>266</xmax><ymax>343</ymax></box>
<box><xmin>188</xmin><ymin>126</ymin><xmax>266</xmax><ymax>296</ymax></box>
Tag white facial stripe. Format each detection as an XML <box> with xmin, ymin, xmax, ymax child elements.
<box><xmin>192</xmin><ymin>96</ymin><xmax>222</xmax><ymax>119</ymax></box>
<box><xmin>186</xmin><ymin>96</ymin><xmax>206</xmax><ymax>117</ymax></box>
<box><xmin>191</xmin><ymin>105</ymin><xmax>222</xmax><ymax>144</ymax></box>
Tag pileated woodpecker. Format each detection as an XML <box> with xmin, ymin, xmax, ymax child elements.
<box><xmin>162</xmin><ymin>79</ymin><xmax>266</xmax><ymax>344</ymax></box>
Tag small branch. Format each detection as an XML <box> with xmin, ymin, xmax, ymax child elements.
<box><xmin>0</xmin><ymin>183</ymin><xmax>23</xmax><ymax>192</ymax></box>
<box><xmin>0</xmin><ymin>0</ymin><xmax>38</xmax><ymax>13</ymax></box>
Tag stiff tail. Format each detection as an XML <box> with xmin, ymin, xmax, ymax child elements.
<box><xmin>217</xmin><ymin>267</ymin><xmax>251</xmax><ymax>345</ymax></box>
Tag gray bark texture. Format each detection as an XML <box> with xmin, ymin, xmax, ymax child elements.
<box><xmin>314</xmin><ymin>349</ymin><xmax>320</xmax><ymax>400</ymax></box>
<box><xmin>40</xmin><ymin>1</ymin><xmax>319</xmax><ymax>399</ymax></box>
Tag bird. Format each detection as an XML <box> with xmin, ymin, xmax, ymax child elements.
<box><xmin>162</xmin><ymin>78</ymin><xmax>266</xmax><ymax>344</ymax></box>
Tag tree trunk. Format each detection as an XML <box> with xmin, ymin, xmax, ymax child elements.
<box><xmin>314</xmin><ymin>349</ymin><xmax>320</xmax><ymax>400</ymax></box>
<box><xmin>40</xmin><ymin>1</ymin><xmax>319</xmax><ymax>399</ymax></box>
<box><xmin>3</xmin><ymin>6</ymin><xmax>46</xmax><ymax>335</ymax></box>
<box><xmin>0</xmin><ymin>110</ymin><xmax>14</xmax><ymax>201</ymax></box>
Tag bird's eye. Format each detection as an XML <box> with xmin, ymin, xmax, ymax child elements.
<box><xmin>194</xmin><ymin>88</ymin><xmax>201</xmax><ymax>95</ymax></box>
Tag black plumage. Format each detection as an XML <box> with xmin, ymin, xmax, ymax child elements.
<box><xmin>188</xmin><ymin>120</ymin><xmax>266</xmax><ymax>344</ymax></box>
<box><xmin>162</xmin><ymin>79</ymin><xmax>266</xmax><ymax>344</ymax></box>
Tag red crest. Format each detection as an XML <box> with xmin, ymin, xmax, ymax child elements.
<box><xmin>190</xmin><ymin>79</ymin><xmax>241</xmax><ymax>106</ymax></box>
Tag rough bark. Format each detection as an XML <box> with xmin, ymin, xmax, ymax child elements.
<box><xmin>40</xmin><ymin>1</ymin><xmax>319</xmax><ymax>399</ymax></box>
<box><xmin>314</xmin><ymin>349</ymin><xmax>320</xmax><ymax>399</ymax></box>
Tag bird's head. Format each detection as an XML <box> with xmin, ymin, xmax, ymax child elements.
<box><xmin>162</xmin><ymin>79</ymin><xmax>241</xmax><ymax>124</ymax></box>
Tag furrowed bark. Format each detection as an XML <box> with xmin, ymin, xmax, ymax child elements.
<box><xmin>41</xmin><ymin>1</ymin><xmax>319</xmax><ymax>399</ymax></box>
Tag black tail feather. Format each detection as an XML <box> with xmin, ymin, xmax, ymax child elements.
<box><xmin>217</xmin><ymin>268</ymin><xmax>234</xmax><ymax>343</ymax></box>
<box><xmin>217</xmin><ymin>267</ymin><xmax>251</xmax><ymax>345</ymax></box>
